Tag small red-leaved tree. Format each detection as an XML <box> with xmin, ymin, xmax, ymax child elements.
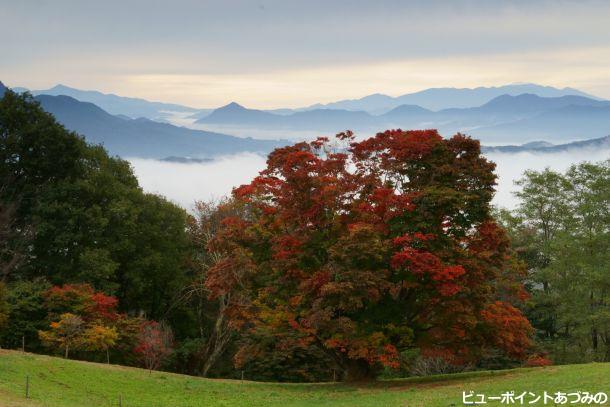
<box><xmin>206</xmin><ymin>130</ymin><xmax>532</xmax><ymax>380</ymax></box>
<box><xmin>134</xmin><ymin>321</ymin><xmax>173</xmax><ymax>373</ymax></box>
<box><xmin>43</xmin><ymin>284</ymin><xmax>119</xmax><ymax>323</ymax></box>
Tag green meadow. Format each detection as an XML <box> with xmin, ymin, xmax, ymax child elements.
<box><xmin>0</xmin><ymin>350</ymin><xmax>608</xmax><ymax>406</ymax></box>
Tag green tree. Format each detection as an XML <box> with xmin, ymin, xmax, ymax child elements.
<box><xmin>0</xmin><ymin>90</ymin><xmax>191</xmax><ymax>321</ymax></box>
<box><xmin>0</xmin><ymin>282</ymin><xmax>8</xmax><ymax>334</ymax></box>
<box><xmin>502</xmin><ymin>160</ymin><xmax>610</xmax><ymax>362</ymax></box>
<box><xmin>0</xmin><ymin>279</ymin><xmax>50</xmax><ymax>350</ymax></box>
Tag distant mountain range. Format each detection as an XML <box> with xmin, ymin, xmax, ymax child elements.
<box><xmin>34</xmin><ymin>94</ymin><xmax>285</xmax><ymax>159</ymax></box>
<box><xmin>303</xmin><ymin>84</ymin><xmax>600</xmax><ymax>113</ymax></box>
<box><xmin>0</xmin><ymin>81</ymin><xmax>7</xmax><ymax>98</ymax></box>
<box><xmin>3</xmin><ymin>81</ymin><xmax>610</xmax><ymax>156</ymax></box>
<box><xmin>13</xmin><ymin>84</ymin><xmax>211</xmax><ymax>121</ymax></box>
<box><xmin>473</xmin><ymin>104</ymin><xmax>610</xmax><ymax>143</ymax></box>
<box><xmin>482</xmin><ymin>135</ymin><xmax>610</xmax><ymax>154</ymax></box>
<box><xmin>195</xmin><ymin>93</ymin><xmax>610</xmax><ymax>143</ymax></box>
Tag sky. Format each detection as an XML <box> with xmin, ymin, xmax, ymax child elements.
<box><xmin>2</xmin><ymin>0</ymin><xmax>610</xmax><ymax>108</ymax></box>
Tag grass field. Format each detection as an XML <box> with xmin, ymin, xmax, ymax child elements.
<box><xmin>0</xmin><ymin>350</ymin><xmax>608</xmax><ymax>406</ymax></box>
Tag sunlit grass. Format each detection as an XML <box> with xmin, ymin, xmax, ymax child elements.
<box><xmin>0</xmin><ymin>350</ymin><xmax>608</xmax><ymax>406</ymax></box>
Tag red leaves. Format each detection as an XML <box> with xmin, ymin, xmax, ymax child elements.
<box><xmin>481</xmin><ymin>301</ymin><xmax>533</xmax><ymax>359</ymax></box>
<box><xmin>44</xmin><ymin>284</ymin><xmax>119</xmax><ymax>322</ymax></box>
<box><xmin>391</xmin><ymin>247</ymin><xmax>440</xmax><ymax>274</ymax></box>
<box><xmin>90</xmin><ymin>292</ymin><xmax>119</xmax><ymax>321</ymax></box>
<box><xmin>350</xmin><ymin>129</ymin><xmax>442</xmax><ymax>164</ymax></box>
<box><xmin>206</xmin><ymin>129</ymin><xmax>532</xmax><ymax>374</ymax></box>
<box><xmin>272</xmin><ymin>235</ymin><xmax>302</xmax><ymax>261</ymax></box>
<box><xmin>391</xmin><ymin>247</ymin><xmax>466</xmax><ymax>296</ymax></box>
<box><xmin>134</xmin><ymin>321</ymin><xmax>173</xmax><ymax>371</ymax></box>
<box><xmin>438</xmin><ymin>265</ymin><xmax>466</xmax><ymax>281</ymax></box>
<box><xmin>359</xmin><ymin>187</ymin><xmax>416</xmax><ymax>223</ymax></box>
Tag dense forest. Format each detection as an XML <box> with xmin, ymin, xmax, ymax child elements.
<box><xmin>1</xmin><ymin>91</ymin><xmax>608</xmax><ymax>381</ymax></box>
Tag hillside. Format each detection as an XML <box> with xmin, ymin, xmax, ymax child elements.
<box><xmin>0</xmin><ymin>350</ymin><xmax>608</xmax><ymax>406</ymax></box>
<box><xmin>193</xmin><ymin>93</ymin><xmax>610</xmax><ymax>144</ymax></box>
<box><xmin>17</xmin><ymin>84</ymin><xmax>205</xmax><ymax>121</ymax></box>
<box><xmin>35</xmin><ymin>95</ymin><xmax>286</xmax><ymax>159</ymax></box>
<box><xmin>473</xmin><ymin>105</ymin><xmax>610</xmax><ymax>143</ymax></box>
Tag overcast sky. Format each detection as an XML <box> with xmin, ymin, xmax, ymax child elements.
<box><xmin>2</xmin><ymin>0</ymin><xmax>610</xmax><ymax>108</ymax></box>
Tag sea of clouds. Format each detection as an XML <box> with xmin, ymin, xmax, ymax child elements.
<box><xmin>128</xmin><ymin>147</ymin><xmax>609</xmax><ymax>212</ymax></box>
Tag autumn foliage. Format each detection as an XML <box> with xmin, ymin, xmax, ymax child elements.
<box><xmin>38</xmin><ymin>283</ymin><xmax>163</xmax><ymax>366</ymax></box>
<box><xmin>134</xmin><ymin>321</ymin><xmax>173</xmax><ymax>372</ymax></box>
<box><xmin>43</xmin><ymin>284</ymin><xmax>118</xmax><ymax>322</ymax></box>
<box><xmin>206</xmin><ymin>130</ymin><xmax>532</xmax><ymax>380</ymax></box>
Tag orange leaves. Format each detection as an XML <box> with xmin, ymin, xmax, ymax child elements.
<box><xmin>481</xmin><ymin>301</ymin><xmax>533</xmax><ymax>359</ymax></box>
<box><xmin>81</xmin><ymin>324</ymin><xmax>119</xmax><ymax>352</ymax></box>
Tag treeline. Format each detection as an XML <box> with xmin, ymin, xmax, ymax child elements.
<box><xmin>498</xmin><ymin>160</ymin><xmax>610</xmax><ymax>363</ymax></box>
<box><xmin>1</xmin><ymin>91</ymin><xmax>607</xmax><ymax>382</ymax></box>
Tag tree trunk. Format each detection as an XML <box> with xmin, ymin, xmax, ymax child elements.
<box><xmin>65</xmin><ymin>344</ymin><xmax>69</xmax><ymax>359</ymax></box>
<box><xmin>344</xmin><ymin>359</ymin><xmax>375</xmax><ymax>382</ymax></box>
<box><xmin>106</xmin><ymin>348</ymin><xmax>110</xmax><ymax>364</ymax></box>
<box><xmin>201</xmin><ymin>296</ymin><xmax>232</xmax><ymax>377</ymax></box>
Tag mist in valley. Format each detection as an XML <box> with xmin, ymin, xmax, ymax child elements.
<box><xmin>128</xmin><ymin>146</ymin><xmax>609</xmax><ymax>212</ymax></box>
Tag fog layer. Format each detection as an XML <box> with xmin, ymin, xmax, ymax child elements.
<box><xmin>128</xmin><ymin>148</ymin><xmax>610</xmax><ymax>212</ymax></box>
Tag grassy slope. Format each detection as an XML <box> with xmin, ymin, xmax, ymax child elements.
<box><xmin>0</xmin><ymin>350</ymin><xmax>608</xmax><ymax>406</ymax></box>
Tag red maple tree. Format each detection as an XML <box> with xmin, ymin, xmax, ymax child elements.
<box><xmin>206</xmin><ymin>130</ymin><xmax>532</xmax><ymax>380</ymax></box>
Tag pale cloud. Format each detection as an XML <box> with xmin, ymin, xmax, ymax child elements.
<box><xmin>2</xmin><ymin>0</ymin><xmax>610</xmax><ymax>108</ymax></box>
<box><xmin>489</xmin><ymin>148</ymin><xmax>610</xmax><ymax>208</ymax></box>
<box><xmin>128</xmin><ymin>153</ymin><xmax>267</xmax><ymax>211</ymax></box>
<box><xmin>127</xmin><ymin>147</ymin><xmax>610</xmax><ymax>212</ymax></box>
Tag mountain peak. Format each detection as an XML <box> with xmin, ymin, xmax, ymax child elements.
<box><xmin>220</xmin><ymin>102</ymin><xmax>246</xmax><ymax>111</ymax></box>
<box><xmin>49</xmin><ymin>84</ymin><xmax>76</xmax><ymax>92</ymax></box>
<box><xmin>197</xmin><ymin>101</ymin><xmax>277</xmax><ymax>125</ymax></box>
